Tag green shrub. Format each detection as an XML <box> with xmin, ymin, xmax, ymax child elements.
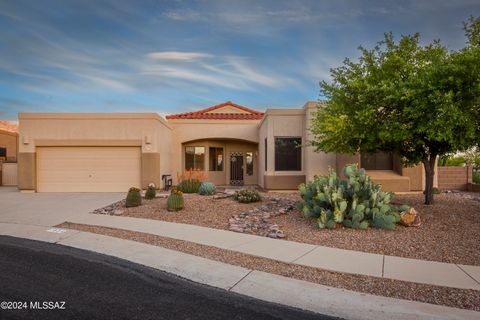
<box><xmin>473</xmin><ymin>170</ymin><xmax>480</xmax><ymax>184</ymax></box>
<box><xmin>438</xmin><ymin>155</ymin><xmax>466</xmax><ymax>167</ymax></box>
<box><xmin>198</xmin><ymin>182</ymin><xmax>216</xmax><ymax>195</ymax></box>
<box><xmin>176</xmin><ymin>169</ymin><xmax>206</xmax><ymax>193</ymax></box>
<box><xmin>233</xmin><ymin>189</ymin><xmax>261</xmax><ymax>203</ymax></box>
<box><xmin>126</xmin><ymin>187</ymin><xmax>142</xmax><ymax>207</ymax></box>
<box><xmin>145</xmin><ymin>184</ymin><xmax>156</xmax><ymax>200</ymax></box>
<box><xmin>297</xmin><ymin>165</ymin><xmax>407</xmax><ymax>230</ymax></box>
<box><xmin>167</xmin><ymin>187</ymin><xmax>184</xmax><ymax>211</ymax></box>
<box><xmin>177</xmin><ymin>180</ymin><xmax>202</xmax><ymax>193</ymax></box>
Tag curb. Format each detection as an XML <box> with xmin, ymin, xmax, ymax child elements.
<box><xmin>0</xmin><ymin>223</ymin><xmax>479</xmax><ymax>320</ymax></box>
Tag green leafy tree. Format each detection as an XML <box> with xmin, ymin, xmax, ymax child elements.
<box><xmin>311</xmin><ymin>17</ymin><xmax>480</xmax><ymax>204</ymax></box>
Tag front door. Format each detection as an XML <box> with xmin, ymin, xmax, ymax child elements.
<box><xmin>230</xmin><ymin>152</ymin><xmax>244</xmax><ymax>186</ymax></box>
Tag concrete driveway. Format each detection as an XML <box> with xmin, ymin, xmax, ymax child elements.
<box><xmin>0</xmin><ymin>187</ymin><xmax>124</xmax><ymax>227</ymax></box>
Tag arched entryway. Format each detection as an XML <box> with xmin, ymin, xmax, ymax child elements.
<box><xmin>182</xmin><ymin>138</ymin><xmax>259</xmax><ymax>186</ymax></box>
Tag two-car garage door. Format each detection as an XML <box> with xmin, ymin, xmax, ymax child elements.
<box><xmin>37</xmin><ymin>147</ymin><xmax>141</xmax><ymax>192</ymax></box>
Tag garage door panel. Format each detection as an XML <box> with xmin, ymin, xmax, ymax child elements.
<box><xmin>37</xmin><ymin>147</ymin><xmax>141</xmax><ymax>192</ymax></box>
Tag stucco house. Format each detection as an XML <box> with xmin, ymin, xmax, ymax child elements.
<box><xmin>17</xmin><ymin>101</ymin><xmax>427</xmax><ymax>192</ymax></box>
<box><xmin>0</xmin><ymin>122</ymin><xmax>19</xmax><ymax>186</ymax></box>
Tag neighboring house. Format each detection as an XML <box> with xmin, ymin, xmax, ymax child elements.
<box><xmin>17</xmin><ymin>101</ymin><xmax>428</xmax><ymax>192</ymax></box>
<box><xmin>0</xmin><ymin>129</ymin><xmax>18</xmax><ymax>162</ymax></box>
<box><xmin>0</xmin><ymin>122</ymin><xmax>19</xmax><ymax>186</ymax></box>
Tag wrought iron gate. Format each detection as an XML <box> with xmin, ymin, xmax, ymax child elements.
<box><xmin>230</xmin><ymin>152</ymin><xmax>244</xmax><ymax>186</ymax></box>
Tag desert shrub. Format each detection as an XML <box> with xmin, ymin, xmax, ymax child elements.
<box><xmin>198</xmin><ymin>182</ymin><xmax>216</xmax><ymax>195</ymax></box>
<box><xmin>473</xmin><ymin>170</ymin><xmax>480</xmax><ymax>184</ymax></box>
<box><xmin>438</xmin><ymin>155</ymin><xmax>466</xmax><ymax>167</ymax></box>
<box><xmin>126</xmin><ymin>187</ymin><xmax>142</xmax><ymax>207</ymax></box>
<box><xmin>145</xmin><ymin>183</ymin><xmax>156</xmax><ymax>200</ymax></box>
<box><xmin>167</xmin><ymin>187</ymin><xmax>184</xmax><ymax>211</ymax></box>
<box><xmin>177</xmin><ymin>169</ymin><xmax>207</xmax><ymax>193</ymax></box>
<box><xmin>233</xmin><ymin>189</ymin><xmax>261</xmax><ymax>203</ymax></box>
<box><xmin>297</xmin><ymin>164</ymin><xmax>408</xmax><ymax>230</ymax></box>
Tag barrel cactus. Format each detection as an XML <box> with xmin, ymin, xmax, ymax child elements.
<box><xmin>297</xmin><ymin>164</ymin><xmax>407</xmax><ymax>230</ymax></box>
<box><xmin>126</xmin><ymin>187</ymin><xmax>142</xmax><ymax>207</ymax></box>
<box><xmin>167</xmin><ymin>187</ymin><xmax>184</xmax><ymax>211</ymax></box>
<box><xmin>145</xmin><ymin>183</ymin><xmax>156</xmax><ymax>200</ymax></box>
<box><xmin>198</xmin><ymin>182</ymin><xmax>216</xmax><ymax>195</ymax></box>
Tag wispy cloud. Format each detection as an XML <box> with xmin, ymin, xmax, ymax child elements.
<box><xmin>0</xmin><ymin>0</ymin><xmax>477</xmax><ymax>118</ymax></box>
<box><xmin>146</xmin><ymin>51</ymin><xmax>213</xmax><ymax>61</ymax></box>
<box><xmin>141</xmin><ymin>53</ymin><xmax>289</xmax><ymax>90</ymax></box>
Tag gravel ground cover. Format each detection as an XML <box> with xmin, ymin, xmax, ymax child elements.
<box><xmin>92</xmin><ymin>191</ymin><xmax>480</xmax><ymax>265</ymax></box>
<box><xmin>57</xmin><ymin>222</ymin><xmax>480</xmax><ymax>312</ymax></box>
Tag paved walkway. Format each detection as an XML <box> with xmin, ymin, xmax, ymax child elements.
<box><xmin>0</xmin><ymin>224</ymin><xmax>478</xmax><ymax>320</ymax></box>
<box><xmin>66</xmin><ymin>213</ymin><xmax>480</xmax><ymax>290</ymax></box>
<box><xmin>0</xmin><ymin>186</ymin><xmax>123</xmax><ymax>226</ymax></box>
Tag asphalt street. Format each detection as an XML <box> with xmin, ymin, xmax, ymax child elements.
<box><xmin>0</xmin><ymin>236</ymin><xmax>336</xmax><ymax>320</ymax></box>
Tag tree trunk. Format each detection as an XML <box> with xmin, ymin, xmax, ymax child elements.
<box><xmin>423</xmin><ymin>155</ymin><xmax>437</xmax><ymax>205</ymax></box>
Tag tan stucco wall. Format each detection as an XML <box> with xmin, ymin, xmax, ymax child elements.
<box><xmin>17</xmin><ymin>152</ymin><xmax>35</xmax><ymax>190</ymax></box>
<box><xmin>169</xmin><ymin>119</ymin><xmax>260</xmax><ymax>184</ymax></box>
<box><xmin>182</xmin><ymin>139</ymin><xmax>258</xmax><ymax>186</ymax></box>
<box><xmin>141</xmin><ymin>152</ymin><xmax>161</xmax><ymax>188</ymax></box>
<box><xmin>0</xmin><ymin>130</ymin><xmax>18</xmax><ymax>162</ymax></box>
<box><xmin>258</xmin><ymin>108</ymin><xmax>307</xmax><ymax>189</ymax></box>
<box><xmin>303</xmin><ymin>102</ymin><xmax>336</xmax><ymax>181</ymax></box>
<box><xmin>18</xmin><ymin>113</ymin><xmax>171</xmax><ymax>191</ymax></box>
<box><xmin>264</xmin><ymin>175</ymin><xmax>305</xmax><ymax>190</ymax></box>
<box><xmin>258</xmin><ymin>118</ymin><xmax>268</xmax><ymax>188</ymax></box>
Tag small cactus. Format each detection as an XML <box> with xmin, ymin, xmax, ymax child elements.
<box><xmin>126</xmin><ymin>187</ymin><xmax>142</xmax><ymax>207</ymax></box>
<box><xmin>198</xmin><ymin>182</ymin><xmax>216</xmax><ymax>195</ymax></box>
<box><xmin>233</xmin><ymin>189</ymin><xmax>261</xmax><ymax>203</ymax></box>
<box><xmin>145</xmin><ymin>183</ymin><xmax>156</xmax><ymax>200</ymax></box>
<box><xmin>167</xmin><ymin>187</ymin><xmax>184</xmax><ymax>211</ymax></box>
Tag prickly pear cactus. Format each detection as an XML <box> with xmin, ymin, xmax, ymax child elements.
<box><xmin>297</xmin><ymin>164</ymin><xmax>408</xmax><ymax>230</ymax></box>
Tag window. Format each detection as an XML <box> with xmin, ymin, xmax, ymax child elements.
<box><xmin>0</xmin><ymin>147</ymin><xmax>5</xmax><ymax>161</ymax></box>
<box><xmin>185</xmin><ymin>146</ymin><xmax>205</xmax><ymax>170</ymax></box>
<box><xmin>275</xmin><ymin>137</ymin><xmax>301</xmax><ymax>171</ymax></box>
<box><xmin>264</xmin><ymin>138</ymin><xmax>267</xmax><ymax>171</ymax></box>
<box><xmin>246</xmin><ymin>152</ymin><xmax>253</xmax><ymax>176</ymax></box>
<box><xmin>209</xmin><ymin>147</ymin><xmax>223</xmax><ymax>171</ymax></box>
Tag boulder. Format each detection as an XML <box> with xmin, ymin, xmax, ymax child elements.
<box><xmin>400</xmin><ymin>207</ymin><xmax>420</xmax><ymax>227</ymax></box>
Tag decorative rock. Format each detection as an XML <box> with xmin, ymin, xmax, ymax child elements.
<box><xmin>400</xmin><ymin>207</ymin><xmax>420</xmax><ymax>227</ymax></box>
<box><xmin>411</xmin><ymin>214</ymin><xmax>421</xmax><ymax>227</ymax></box>
<box><xmin>213</xmin><ymin>193</ymin><xmax>233</xmax><ymax>199</ymax></box>
<box><xmin>227</xmin><ymin>195</ymin><xmax>297</xmax><ymax>238</ymax></box>
<box><xmin>113</xmin><ymin>209</ymin><xmax>123</xmax><ymax>216</ymax></box>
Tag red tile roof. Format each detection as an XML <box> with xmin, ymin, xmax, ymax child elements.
<box><xmin>166</xmin><ymin>101</ymin><xmax>264</xmax><ymax>120</ymax></box>
<box><xmin>0</xmin><ymin>120</ymin><xmax>18</xmax><ymax>133</ymax></box>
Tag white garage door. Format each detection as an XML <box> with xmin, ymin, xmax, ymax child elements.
<box><xmin>37</xmin><ymin>147</ymin><xmax>141</xmax><ymax>192</ymax></box>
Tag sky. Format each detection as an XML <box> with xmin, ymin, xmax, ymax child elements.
<box><xmin>0</xmin><ymin>0</ymin><xmax>479</xmax><ymax>120</ymax></box>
